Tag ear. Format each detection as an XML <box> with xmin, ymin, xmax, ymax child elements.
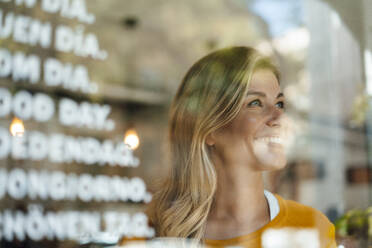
<box><xmin>205</xmin><ymin>133</ymin><xmax>216</xmax><ymax>146</ymax></box>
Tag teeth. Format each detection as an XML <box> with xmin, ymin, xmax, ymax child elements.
<box><xmin>256</xmin><ymin>137</ymin><xmax>283</xmax><ymax>144</ymax></box>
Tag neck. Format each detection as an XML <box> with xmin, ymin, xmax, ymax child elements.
<box><xmin>210</xmin><ymin>163</ymin><xmax>269</xmax><ymax>222</ymax></box>
<box><xmin>205</xmin><ymin>156</ymin><xmax>271</xmax><ymax>238</ymax></box>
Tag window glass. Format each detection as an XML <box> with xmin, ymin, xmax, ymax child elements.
<box><xmin>0</xmin><ymin>0</ymin><xmax>370</xmax><ymax>247</ymax></box>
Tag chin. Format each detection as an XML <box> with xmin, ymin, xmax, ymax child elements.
<box><xmin>256</xmin><ymin>155</ymin><xmax>286</xmax><ymax>171</ymax></box>
<box><xmin>252</xmin><ymin>140</ymin><xmax>287</xmax><ymax>171</ymax></box>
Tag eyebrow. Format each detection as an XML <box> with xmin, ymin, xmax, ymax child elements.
<box><xmin>246</xmin><ymin>91</ymin><xmax>284</xmax><ymax>98</ymax></box>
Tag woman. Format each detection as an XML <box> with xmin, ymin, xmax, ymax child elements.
<box><xmin>147</xmin><ymin>46</ymin><xmax>336</xmax><ymax>247</ymax></box>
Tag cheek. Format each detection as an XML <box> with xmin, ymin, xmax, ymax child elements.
<box><xmin>243</xmin><ymin>116</ymin><xmax>264</xmax><ymax>140</ymax></box>
<box><xmin>219</xmin><ymin>115</ymin><xmax>257</xmax><ymax>138</ymax></box>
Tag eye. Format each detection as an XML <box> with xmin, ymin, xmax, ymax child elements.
<box><xmin>276</xmin><ymin>101</ymin><xmax>285</xmax><ymax>109</ymax></box>
<box><xmin>247</xmin><ymin>99</ymin><xmax>262</xmax><ymax>107</ymax></box>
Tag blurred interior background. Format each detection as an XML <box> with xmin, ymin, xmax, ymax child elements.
<box><xmin>0</xmin><ymin>0</ymin><xmax>371</xmax><ymax>247</ymax></box>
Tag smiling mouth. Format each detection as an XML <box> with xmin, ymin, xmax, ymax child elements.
<box><xmin>254</xmin><ymin>136</ymin><xmax>284</xmax><ymax>145</ymax></box>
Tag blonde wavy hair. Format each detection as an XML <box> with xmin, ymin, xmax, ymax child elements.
<box><xmin>147</xmin><ymin>46</ymin><xmax>280</xmax><ymax>242</ymax></box>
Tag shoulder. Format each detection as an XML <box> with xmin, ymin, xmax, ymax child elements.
<box><xmin>280</xmin><ymin>196</ymin><xmax>331</xmax><ymax>227</ymax></box>
<box><xmin>275</xmin><ymin>194</ymin><xmax>336</xmax><ymax>248</ymax></box>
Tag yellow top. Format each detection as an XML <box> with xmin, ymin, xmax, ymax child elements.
<box><xmin>204</xmin><ymin>194</ymin><xmax>337</xmax><ymax>248</ymax></box>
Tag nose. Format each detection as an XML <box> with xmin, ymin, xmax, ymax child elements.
<box><xmin>266</xmin><ymin>106</ymin><xmax>283</xmax><ymax>127</ymax></box>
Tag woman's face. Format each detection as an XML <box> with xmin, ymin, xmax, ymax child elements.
<box><xmin>210</xmin><ymin>69</ymin><xmax>292</xmax><ymax>171</ymax></box>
